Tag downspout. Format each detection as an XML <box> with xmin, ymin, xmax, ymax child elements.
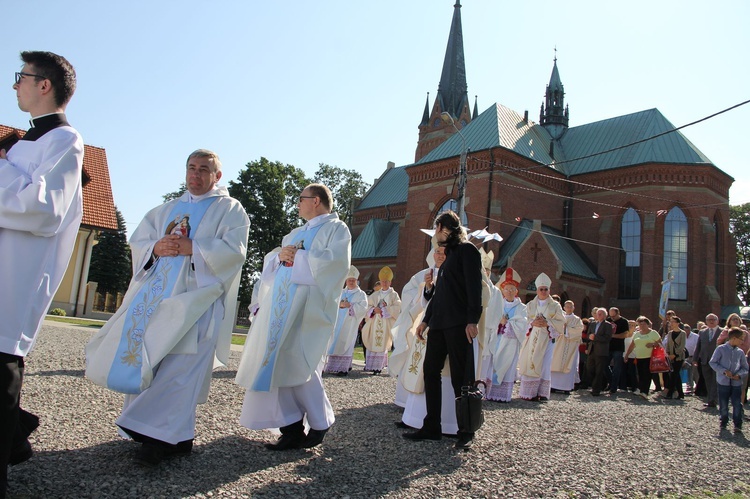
<box><xmin>486</xmin><ymin>149</ymin><xmax>495</xmax><ymax>229</ymax></box>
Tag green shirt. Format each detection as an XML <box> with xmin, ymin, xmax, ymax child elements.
<box><xmin>631</xmin><ymin>329</ymin><xmax>661</xmax><ymax>359</ymax></box>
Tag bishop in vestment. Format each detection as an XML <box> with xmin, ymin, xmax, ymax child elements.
<box><xmin>86</xmin><ymin>150</ymin><xmax>249</xmax><ymax>466</ymax></box>
<box><xmin>518</xmin><ymin>273</ymin><xmax>566</xmax><ymax>401</ymax></box>
<box><xmin>236</xmin><ymin>183</ymin><xmax>351</xmax><ymax>451</ymax></box>
<box><xmin>361</xmin><ymin>266</ymin><xmax>401</xmax><ymax>374</ymax></box>
<box><xmin>323</xmin><ymin>265</ymin><xmax>368</xmax><ymax>375</ymax></box>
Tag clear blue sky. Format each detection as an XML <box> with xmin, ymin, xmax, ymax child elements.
<box><xmin>3</xmin><ymin>1</ymin><xmax>748</xmax><ymax>236</ymax></box>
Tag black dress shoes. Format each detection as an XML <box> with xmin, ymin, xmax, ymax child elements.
<box><xmin>9</xmin><ymin>439</ymin><xmax>33</xmax><ymax>466</ymax></box>
<box><xmin>403</xmin><ymin>429</ymin><xmax>441</xmax><ymax>441</ymax></box>
<box><xmin>704</xmin><ymin>402</ymin><xmax>717</xmax><ymax>408</ymax></box>
<box><xmin>265</xmin><ymin>433</ymin><xmax>305</xmax><ymax>451</ymax></box>
<box><xmin>394</xmin><ymin>421</ymin><xmax>413</xmax><ymax>429</ymax></box>
<box><xmin>134</xmin><ymin>442</ymin><xmax>165</xmax><ymax>467</ymax></box>
<box><xmin>301</xmin><ymin>428</ymin><xmax>329</xmax><ymax>449</ymax></box>
<box><xmin>454</xmin><ymin>433</ymin><xmax>473</xmax><ymax>450</ymax></box>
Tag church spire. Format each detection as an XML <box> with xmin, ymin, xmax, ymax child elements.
<box><xmin>436</xmin><ymin>0</ymin><xmax>468</xmax><ymax>120</ymax></box>
<box><xmin>472</xmin><ymin>95</ymin><xmax>479</xmax><ymax>119</ymax></box>
<box><xmin>415</xmin><ymin>1</ymin><xmax>472</xmax><ymax>162</ymax></box>
<box><xmin>540</xmin><ymin>49</ymin><xmax>569</xmax><ymax>140</ymax></box>
<box><xmin>420</xmin><ymin>92</ymin><xmax>430</xmax><ymax>126</ymax></box>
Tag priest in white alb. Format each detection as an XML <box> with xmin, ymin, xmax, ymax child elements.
<box><xmin>323</xmin><ymin>265</ymin><xmax>368</xmax><ymax>376</ymax></box>
<box><xmin>361</xmin><ymin>267</ymin><xmax>401</xmax><ymax>374</ymax></box>
<box><xmin>86</xmin><ymin>149</ymin><xmax>249</xmax><ymax>467</ymax></box>
<box><xmin>518</xmin><ymin>273</ymin><xmax>565</xmax><ymax>401</ymax></box>
<box><xmin>236</xmin><ymin>183</ymin><xmax>351</xmax><ymax>451</ymax></box>
<box><xmin>550</xmin><ymin>300</ymin><xmax>585</xmax><ymax>394</ymax></box>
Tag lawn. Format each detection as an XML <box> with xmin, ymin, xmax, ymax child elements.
<box><xmin>45</xmin><ymin>316</ymin><xmax>106</xmax><ymax>328</ymax></box>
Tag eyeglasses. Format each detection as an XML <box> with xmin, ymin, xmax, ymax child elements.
<box><xmin>298</xmin><ymin>195</ymin><xmax>317</xmax><ymax>202</ymax></box>
<box><xmin>15</xmin><ymin>72</ymin><xmax>45</xmax><ymax>84</ymax></box>
<box><xmin>538</xmin><ymin>287</ymin><xmax>549</xmax><ymax>292</ymax></box>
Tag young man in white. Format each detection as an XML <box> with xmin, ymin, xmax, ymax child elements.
<box><xmin>1</xmin><ymin>51</ymin><xmax>82</xmax><ymax>494</ymax></box>
<box><xmin>324</xmin><ymin>266</ymin><xmax>368</xmax><ymax>376</ymax></box>
<box><xmin>550</xmin><ymin>300</ymin><xmax>585</xmax><ymax>394</ymax></box>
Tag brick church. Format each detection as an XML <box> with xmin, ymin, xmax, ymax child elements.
<box><xmin>350</xmin><ymin>1</ymin><xmax>739</xmax><ymax>326</ymax></box>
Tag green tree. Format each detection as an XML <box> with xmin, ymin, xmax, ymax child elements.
<box><xmin>228</xmin><ymin>157</ymin><xmax>310</xmax><ymax>303</ymax></box>
<box><xmin>163</xmin><ymin>182</ymin><xmax>186</xmax><ymax>203</ymax></box>
<box><xmin>730</xmin><ymin>203</ymin><xmax>750</xmax><ymax>305</ymax></box>
<box><xmin>312</xmin><ymin>163</ymin><xmax>370</xmax><ymax>226</ymax></box>
<box><xmin>88</xmin><ymin>207</ymin><xmax>133</xmax><ymax>295</ymax></box>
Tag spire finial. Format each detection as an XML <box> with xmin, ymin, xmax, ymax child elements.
<box><xmin>554</xmin><ymin>45</ymin><xmax>557</xmax><ymax>63</ymax></box>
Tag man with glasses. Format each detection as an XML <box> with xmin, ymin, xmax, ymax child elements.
<box><xmin>86</xmin><ymin>149</ymin><xmax>249</xmax><ymax>467</ymax></box>
<box><xmin>237</xmin><ymin>184</ymin><xmax>351</xmax><ymax>450</ymax></box>
<box><xmin>694</xmin><ymin>313</ymin><xmax>721</xmax><ymax>408</ymax></box>
<box><xmin>0</xmin><ymin>51</ymin><xmax>82</xmax><ymax>496</ymax></box>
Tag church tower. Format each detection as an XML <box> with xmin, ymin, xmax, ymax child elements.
<box><xmin>415</xmin><ymin>1</ymin><xmax>472</xmax><ymax>162</ymax></box>
<box><xmin>539</xmin><ymin>53</ymin><xmax>569</xmax><ymax>140</ymax></box>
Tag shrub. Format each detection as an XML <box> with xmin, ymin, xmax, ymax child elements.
<box><xmin>49</xmin><ymin>308</ymin><xmax>67</xmax><ymax>316</ymax></box>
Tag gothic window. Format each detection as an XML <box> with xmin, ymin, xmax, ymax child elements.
<box><xmin>663</xmin><ymin>207</ymin><xmax>688</xmax><ymax>300</ymax></box>
<box><xmin>618</xmin><ymin>208</ymin><xmax>641</xmax><ymax>299</ymax></box>
<box><xmin>437</xmin><ymin>198</ymin><xmax>468</xmax><ymax>226</ymax></box>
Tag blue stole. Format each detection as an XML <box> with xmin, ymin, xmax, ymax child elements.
<box><xmin>252</xmin><ymin>222</ymin><xmax>324</xmax><ymax>391</ymax></box>
<box><xmin>327</xmin><ymin>289</ymin><xmax>356</xmax><ymax>355</ymax></box>
<box><xmin>106</xmin><ymin>196</ymin><xmax>218</xmax><ymax>394</ymax></box>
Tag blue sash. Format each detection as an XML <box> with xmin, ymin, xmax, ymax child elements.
<box><xmin>106</xmin><ymin>196</ymin><xmax>218</xmax><ymax>394</ymax></box>
<box><xmin>327</xmin><ymin>289</ymin><xmax>356</xmax><ymax>355</ymax></box>
<box><xmin>252</xmin><ymin>222</ymin><xmax>324</xmax><ymax>391</ymax></box>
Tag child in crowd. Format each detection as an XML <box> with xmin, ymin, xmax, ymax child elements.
<box><xmin>709</xmin><ymin>328</ymin><xmax>749</xmax><ymax>432</ymax></box>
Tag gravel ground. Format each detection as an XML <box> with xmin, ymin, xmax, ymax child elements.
<box><xmin>6</xmin><ymin>323</ymin><xmax>750</xmax><ymax>498</ymax></box>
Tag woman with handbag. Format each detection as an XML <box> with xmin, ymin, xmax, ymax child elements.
<box><xmin>666</xmin><ymin>316</ymin><xmax>687</xmax><ymax>399</ymax></box>
<box><xmin>625</xmin><ymin>316</ymin><xmax>661</xmax><ymax>400</ymax></box>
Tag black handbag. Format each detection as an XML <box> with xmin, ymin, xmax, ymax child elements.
<box><xmin>455</xmin><ymin>380</ymin><xmax>486</xmax><ymax>433</ymax></box>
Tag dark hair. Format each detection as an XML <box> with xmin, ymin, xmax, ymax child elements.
<box><xmin>671</xmin><ymin>316</ymin><xmax>682</xmax><ymax>324</ymax></box>
<box><xmin>434</xmin><ymin>210</ymin><xmax>465</xmax><ymax>247</ymax></box>
<box><xmin>21</xmin><ymin>51</ymin><xmax>76</xmax><ymax>107</ymax></box>
<box><xmin>306</xmin><ymin>183</ymin><xmax>333</xmax><ymax>211</ymax></box>
<box><xmin>727</xmin><ymin>327</ymin><xmax>744</xmax><ymax>341</ymax></box>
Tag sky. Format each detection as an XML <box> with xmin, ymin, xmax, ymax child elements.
<box><xmin>3</xmin><ymin>1</ymin><xmax>749</xmax><ymax>237</ymax></box>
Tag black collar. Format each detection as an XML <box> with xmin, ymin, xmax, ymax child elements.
<box><xmin>22</xmin><ymin>113</ymin><xmax>70</xmax><ymax>141</ymax></box>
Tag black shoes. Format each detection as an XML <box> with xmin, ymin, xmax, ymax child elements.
<box><xmin>301</xmin><ymin>428</ymin><xmax>329</xmax><ymax>449</ymax></box>
<box><xmin>394</xmin><ymin>421</ymin><xmax>413</xmax><ymax>429</ymax></box>
<box><xmin>454</xmin><ymin>433</ymin><xmax>473</xmax><ymax>450</ymax></box>
<box><xmin>9</xmin><ymin>439</ymin><xmax>33</xmax><ymax>466</ymax></box>
<box><xmin>134</xmin><ymin>439</ymin><xmax>193</xmax><ymax>467</ymax></box>
<box><xmin>264</xmin><ymin>433</ymin><xmax>305</xmax><ymax>451</ymax></box>
<box><xmin>403</xmin><ymin>429</ymin><xmax>442</xmax><ymax>441</ymax></box>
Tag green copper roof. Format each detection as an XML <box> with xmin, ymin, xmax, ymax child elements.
<box><xmin>351</xmin><ymin>219</ymin><xmax>400</xmax><ymax>259</ymax></box>
<box><xmin>557</xmin><ymin>108</ymin><xmax>713</xmax><ymax>175</ymax></box>
<box><xmin>356</xmin><ymin>167</ymin><xmax>409</xmax><ymax>210</ymax></box>
<box><xmin>494</xmin><ymin>219</ymin><xmax>602</xmax><ymax>282</ymax></box>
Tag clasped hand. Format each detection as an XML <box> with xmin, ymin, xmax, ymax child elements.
<box><xmin>278</xmin><ymin>245</ymin><xmax>298</xmax><ymax>265</ymax></box>
<box><xmin>154</xmin><ymin>234</ymin><xmax>192</xmax><ymax>258</ymax></box>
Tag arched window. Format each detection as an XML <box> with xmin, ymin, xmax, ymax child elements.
<box><xmin>437</xmin><ymin>198</ymin><xmax>468</xmax><ymax>226</ymax></box>
<box><xmin>619</xmin><ymin>208</ymin><xmax>641</xmax><ymax>299</ymax></box>
<box><xmin>663</xmin><ymin>207</ymin><xmax>688</xmax><ymax>300</ymax></box>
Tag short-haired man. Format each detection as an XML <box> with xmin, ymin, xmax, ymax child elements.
<box><xmin>1</xmin><ymin>51</ymin><xmax>82</xmax><ymax>495</ymax></box>
<box><xmin>403</xmin><ymin>211</ymin><xmax>483</xmax><ymax>450</ymax></box>
<box><xmin>606</xmin><ymin>307</ymin><xmax>629</xmax><ymax>394</ymax></box>
<box><xmin>86</xmin><ymin>150</ymin><xmax>249</xmax><ymax>467</ymax></box>
<box><xmin>586</xmin><ymin>308</ymin><xmax>614</xmax><ymax>396</ymax></box>
<box><xmin>236</xmin><ymin>183</ymin><xmax>351</xmax><ymax>450</ymax></box>
<box><xmin>694</xmin><ymin>313</ymin><xmax>721</xmax><ymax>408</ymax></box>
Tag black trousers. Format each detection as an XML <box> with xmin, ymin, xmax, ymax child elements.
<box><xmin>422</xmin><ymin>325</ymin><xmax>474</xmax><ymax>435</ymax></box>
<box><xmin>666</xmin><ymin>360</ymin><xmax>684</xmax><ymax>398</ymax></box>
<box><xmin>591</xmin><ymin>355</ymin><xmax>609</xmax><ymax>394</ymax></box>
<box><xmin>1</xmin><ymin>353</ymin><xmax>23</xmax><ymax>497</ymax></box>
<box><xmin>636</xmin><ymin>357</ymin><xmax>652</xmax><ymax>394</ymax></box>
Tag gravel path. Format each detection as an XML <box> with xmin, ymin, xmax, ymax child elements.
<box><xmin>6</xmin><ymin>323</ymin><xmax>750</xmax><ymax>498</ymax></box>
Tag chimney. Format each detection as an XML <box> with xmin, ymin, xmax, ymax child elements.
<box><xmin>523</xmin><ymin>110</ymin><xmax>528</xmax><ymax>123</ymax></box>
<box><xmin>387</xmin><ymin>161</ymin><xmax>395</xmax><ymax>170</ymax></box>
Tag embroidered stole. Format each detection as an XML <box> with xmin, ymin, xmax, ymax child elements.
<box><xmin>106</xmin><ymin>197</ymin><xmax>218</xmax><ymax>394</ymax></box>
<box><xmin>252</xmin><ymin>223</ymin><xmax>324</xmax><ymax>391</ymax></box>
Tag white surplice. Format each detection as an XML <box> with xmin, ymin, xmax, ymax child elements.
<box><xmin>550</xmin><ymin>313</ymin><xmax>584</xmax><ymax>391</ymax></box>
<box><xmin>85</xmin><ymin>186</ymin><xmax>249</xmax><ymax>443</ymax></box>
<box><xmin>0</xmin><ymin>126</ymin><xmax>83</xmax><ymax>356</ymax></box>
<box><xmin>236</xmin><ymin>213</ymin><xmax>351</xmax><ymax>431</ymax></box>
<box><xmin>518</xmin><ymin>297</ymin><xmax>565</xmax><ymax>399</ymax></box>
<box><xmin>323</xmin><ymin>285</ymin><xmax>367</xmax><ymax>373</ymax></box>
